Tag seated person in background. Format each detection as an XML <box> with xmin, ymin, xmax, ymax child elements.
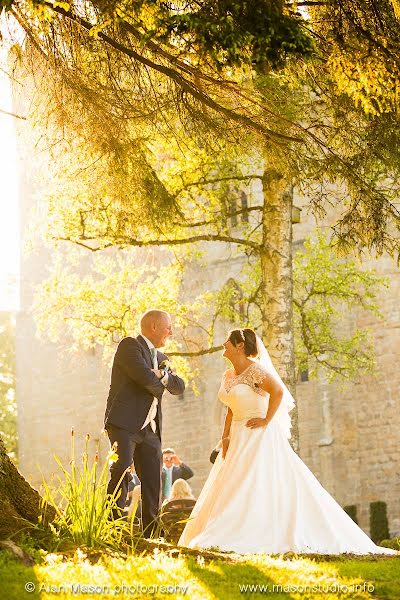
<box><xmin>160</xmin><ymin>479</ymin><xmax>196</xmax><ymax>542</ymax></box>
<box><xmin>162</xmin><ymin>448</ymin><xmax>194</xmax><ymax>501</ymax></box>
<box><xmin>125</xmin><ymin>464</ymin><xmax>141</xmax><ymax>507</ymax></box>
<box><xmin>127</xmin><ymin>484</ymin><xmax>142</xmax><ymax>524</ymax></box>
<box><xmin>162</xmin><ymin>478</ymin><xmax>196</xmax><ymax>507</ymax></box>
<box><xmin>124</xmin><ymin>464</ymin><xmax>141</xmax><ymax>524</ymax></box>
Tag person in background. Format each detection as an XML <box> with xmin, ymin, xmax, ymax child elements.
<box><xmin>160</xmin><ymin>479</ymin><xmax>196</xmax><ymax>542</ymax></box>
<box><xmin>163</xmin><ymin>478</ymin><xmax>196</xmax><ymax>506</ymax></box>
<box><xmin>126</xmin><ymin>464</ymin><xmax>141</xmax><ymax>507</ymax></box>
<box><xmin>162</xmin><ymin>448</ymin><xmax>193</xmax><ymax>501</ymax></box>
<box><xmin>127</xmin><ymin>485</ymin><xmax>142</xmax><ymax>523</ymax></box>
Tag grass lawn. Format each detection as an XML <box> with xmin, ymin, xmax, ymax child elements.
<box><xmin>1</xmin><ymin>546</ymin><xmax>399</xmax><ymax>600</ymax></box>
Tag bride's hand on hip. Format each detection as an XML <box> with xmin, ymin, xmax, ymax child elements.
<box><xmin>246</xmin><ymin>418</ymin><xmax>269</xmax><ymax>429</ymax></box>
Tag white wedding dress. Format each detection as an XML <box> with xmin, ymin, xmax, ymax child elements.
<box><xmin>178</xmin><ymin>362</ymin><xmax>397</xmax><ymax>555</ymax></box>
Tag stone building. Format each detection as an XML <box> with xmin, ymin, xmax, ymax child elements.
<box><xmin>15</xmin><ymin>126</ymin><xmax>400</xmax><ymax>539</ymax></box>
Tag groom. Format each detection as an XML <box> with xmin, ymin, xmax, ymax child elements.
<box><xmin>104</xmin><ymin>309</ymin><xmax>185</xmax><ymax>536</ymax></box>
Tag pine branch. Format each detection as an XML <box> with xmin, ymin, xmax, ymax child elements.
<box><xmin>0</xmin><ymin>108</ymin><xmax>26</xmax><ymax>120</ymax></box>
<box><xmin>287</xmin><ymin>1</ymin><xmax>327</xmax><ymax>6</ymax></box>
<box><xmin>40</xmin><ymin>2</ymin><xmax>303</xmax><ymax>144</ymax></box>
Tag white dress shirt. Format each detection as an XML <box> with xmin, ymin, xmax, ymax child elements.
<box><xmin>140</xmin><ymin>334</ymin><xmax>168</xmax><ymax>432</ymax></box>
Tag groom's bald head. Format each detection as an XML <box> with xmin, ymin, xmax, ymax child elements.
<box><xmin>140</xmin><ymin>310</ymin><xmax>172</xmax><ymax>348</ymax></box>
<box><xmin>140</xmin><ymin>309</ymin><xmax>170</xmax><ymax>328</ymax></box>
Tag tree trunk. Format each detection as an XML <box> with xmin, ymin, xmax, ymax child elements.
<box><xmin>260</xmin><ymin>164</ymin><xmax>299</xmax><ymax>451</ymax></box>
<box><xmin>0</xmin><ymin>436</ymin><xmax>55</xmax><ymax>539</ymax></box>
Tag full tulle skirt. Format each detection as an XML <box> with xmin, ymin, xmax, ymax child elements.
<box><xmin>178</xmin><ymin>419</ymin><xmax>397</xmax><ymax>555</ymax></box>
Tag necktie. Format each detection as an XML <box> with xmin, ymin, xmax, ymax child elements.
<box><xmin>150</xmin><ymin>347</ymin><xmax>158</xmax><ymax>369</ymax></box>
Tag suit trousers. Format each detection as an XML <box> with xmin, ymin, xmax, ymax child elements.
<box><xmin>106</xmin><ymin>423</ymin><xmax>162</xmax><ymax>537</ymax></box>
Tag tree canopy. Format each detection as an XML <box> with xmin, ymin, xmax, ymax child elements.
<box><xmin>2</xmin><ymin>0</ymin><xmax>399</xmax><ymax>257</ymax></box>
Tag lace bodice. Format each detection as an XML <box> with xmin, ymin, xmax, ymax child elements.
<box><xmin>218</xmin><ymin>362</ymin><xmax>269</xmax><ymax>422</ymax></box>
<box><xmin>223</xmin><ymin>362</ymin><xmax>268</xmax><ymax>396</ymax></box>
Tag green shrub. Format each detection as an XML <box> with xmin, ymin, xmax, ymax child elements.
<box><xmin>343</xmin><ymin>505</ymin><xmax>358</xmax><ymax>524</ymax></box>
<box><xmin>40</xmin><ymin>430</ymin><xmax>133</xmax><ymax>550</ymax></box>
<box><xmin>379</xmin><ymin>537</ymin><xmax>400</xmax><ymax>550</ymax></box>
<box><xmin>369</xmin><ymin>501</ymin><xmax>390</xmax><ymax>544</ymax></box>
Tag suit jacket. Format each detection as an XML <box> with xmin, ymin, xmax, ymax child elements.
<box><xmin>162</xmin><ymin>463</ymin><xmax>194</xmax><ymax>489</ymax></box>
<box><xmin>104</xmin><ymin>335</ymin><xmax>185</xmax><ymax>437</ymax></box>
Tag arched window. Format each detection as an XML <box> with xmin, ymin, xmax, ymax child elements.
<box><xmin>229</xmin><ymin>188</ymin><xmax>249</xmax><ymax>227</ymax></box>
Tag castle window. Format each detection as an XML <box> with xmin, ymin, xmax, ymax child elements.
<box><xmin>300</xmin><ymin>368</ymin><xmax>309</xmax><ymax>382</ymax></box>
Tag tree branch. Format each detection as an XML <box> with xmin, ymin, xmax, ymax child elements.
<box><xmin>287</xmin><ymin>1</ymin><xmax>327</xmax><ymax>6</ymax></box>
<box><xmin>167</xmin><ymin>345</ymin><xmax>223</xmax><ymax>357</ymax></box>
<box><xmin>56</xmin><ymin>233</ymin><xmax>261</xmax><ymax>250</ymax></box>
<box><xmin>172</xmin><ymin>206</ymin><xmax>263</xmax><ymax>228</ymax></box>
<box><xmin>178</xmin><ymin>174</ymin><xmax>263</xmax><ymax>190</ymax></box>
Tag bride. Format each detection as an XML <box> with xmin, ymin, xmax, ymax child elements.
<box><xmin>178</xmin><ymin>328</ymin><xmax>397</xmax><ymax>555</ymax></box>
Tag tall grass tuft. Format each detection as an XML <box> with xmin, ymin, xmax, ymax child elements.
<box><xmin>40</xmin><ymin>429</ymin><xmax>135</xmax><ymax>550</ymax></box>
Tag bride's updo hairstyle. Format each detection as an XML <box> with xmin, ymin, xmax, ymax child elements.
<box><xmin>228</xmin><ymin>328</ymin><xmax>258</xmax><ymax>357</ymax></box>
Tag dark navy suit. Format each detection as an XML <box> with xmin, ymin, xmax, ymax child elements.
<box><xmin>104</xmin><ymin>335</ymin><xmax>185</xmax><ymax>535</ymax></box>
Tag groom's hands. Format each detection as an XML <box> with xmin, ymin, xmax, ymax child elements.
<box><xmin>152</xmin><ymin>368</ymin><xmax>178</xmax><ymax>378</ymax></box>
<box><xmin>151</xmin><ymin>369</ymin><xmax>164</xmax><ymax>379</ymax></box>
<box><xmin>153</xmin><ymin>359</ymin><xmax>185</xmax><ymax>397</ymax></box>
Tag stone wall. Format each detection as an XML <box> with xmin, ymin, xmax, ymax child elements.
<box><xmin>291</xmin><ymin>202</ymin><xmax>400</xmax><ymax>538</ymax></box>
